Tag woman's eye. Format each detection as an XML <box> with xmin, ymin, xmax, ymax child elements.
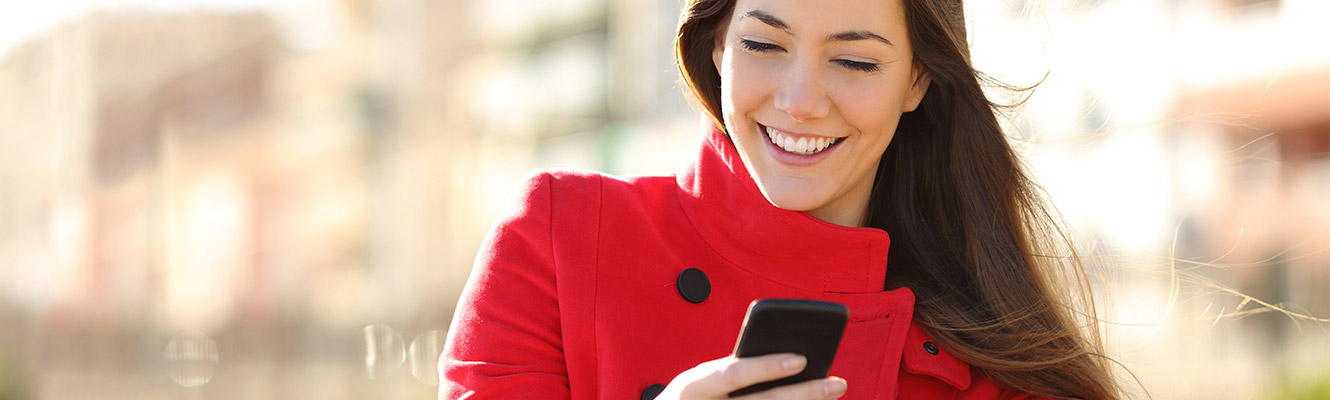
<box><xmin>739</xmin><ymin>39</ymin><xmax>781</xmax><ymax>53</ymax></box>
<box><xmin>834</xmin><ymin>59</ymin><xmax>880</xmax><ymax>73</ymax></box>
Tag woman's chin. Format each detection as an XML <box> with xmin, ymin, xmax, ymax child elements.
<box><xmin>755</xmin><ymin>187</ymin><xmax>828</xmax><ymax>213</ymax></box>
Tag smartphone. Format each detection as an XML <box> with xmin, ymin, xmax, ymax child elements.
<box><xmin>728</xmin><ymin>298</ymin><xmax>849</xmax><ymax>397</ymax></box>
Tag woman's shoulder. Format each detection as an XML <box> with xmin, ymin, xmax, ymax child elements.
<box><xmin>513</xmin><ymin>168</ymin><xmax>678</xmax><ymax>202</ymax></box>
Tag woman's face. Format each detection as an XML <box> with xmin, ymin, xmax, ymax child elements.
<box><xmin>712</xmin><ymin>0</ymin><xmax>930</xmax><ymax>227</ymax></box>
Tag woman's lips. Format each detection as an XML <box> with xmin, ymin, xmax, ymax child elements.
<box><xmin>765</xmin><ymin>126</ymin><xmax>842</xmax><ymax>154</ymax></box>
<box><xmin>758</xmin><ymin>123</ymin><xmax>845</xmax><ymax>166</ymax></box>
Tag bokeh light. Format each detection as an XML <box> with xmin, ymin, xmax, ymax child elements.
<box><xmin>362</xmin><ymin>324</ymin><xmax>405</xmax><ymax>380</ymax></box>
<box><xmin>163</xmin><ymin>332</ymin><xmax>219</xmax><ymax>388</ymax></box>
<box><xmin>408</xmin><ymin>330</ymin><xmax>448</xmax><ymax>385</ymax></box>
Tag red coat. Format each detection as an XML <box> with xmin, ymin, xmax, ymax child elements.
<box><xmin>441</xmin><ymin>126</ymin><xmax>1043</xmax><ymax>399</ymax></box>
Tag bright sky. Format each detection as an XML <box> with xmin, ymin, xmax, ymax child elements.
<box><xmin>0</xmin><ymin>0</ymin><xmax>303</xmax><ymax>56</ymax></box>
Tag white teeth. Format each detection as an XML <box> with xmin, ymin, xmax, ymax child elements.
<box><xmin>764</xmin><ymin>125</ymin><xmax>838</xmax><ymax>155</ymax></box>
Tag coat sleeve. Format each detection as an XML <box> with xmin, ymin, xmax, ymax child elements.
<box><xmin>440</xmin><ymin>170</ymin><xmax>570</xmax><ymax>399</ymax></box>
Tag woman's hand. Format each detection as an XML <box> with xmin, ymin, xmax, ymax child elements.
<box><xmin>655</xmin><ymin>353</ymin><xmax>848</xmax><ymax>399</ymax></box>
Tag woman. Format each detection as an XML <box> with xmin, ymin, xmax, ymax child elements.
<box><xmin>441</xmin><ymin>0</ymin><xmax>1121</xmax><ymax>398</ymax></box>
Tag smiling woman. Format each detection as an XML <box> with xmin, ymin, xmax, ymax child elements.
<box><xmin>441</xmin><ymin>0</ymin><xmax>1123</xmax><ymax>398</ymax></box>
<box><xmin>713</xmin><ymin>3</ymin><xmax>930</xmax><ymax>227</ymax></box>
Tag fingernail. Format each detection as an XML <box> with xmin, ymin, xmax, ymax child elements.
<box><xmin>782</xmin><ymin>355</ymin><xmax>806</xmax><ymax>372</ymax></box>
<box><xmin>824</xmin><ymin>377</ymin><xmax>847</xmax><ymax>396</ymax></box>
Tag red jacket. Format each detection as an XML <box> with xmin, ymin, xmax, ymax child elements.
<box><xmin>441</xmin><ymin>126</ymin><xmax>1042</xmax><ymax>399</ymax></box>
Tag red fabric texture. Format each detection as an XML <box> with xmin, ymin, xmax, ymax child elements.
<box><xmin>440</xmin><ymin>126</ymin><xmax>1045</xmax><ymax>399</ymax></box>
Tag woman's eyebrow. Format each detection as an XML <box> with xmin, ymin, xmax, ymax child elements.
<box><xmin>827</xmin><ymin>30</ymin><xmax>893</xmax><ymax>46</ymax></box>
<box><xmin>740</xmin><ymin>10</ymin><xmax>892</xmax><ymax>47</ymax></box>
<box><xmin>739</xmin><ymin>10</ymin><xmax>792</xmax><ymax>34</ymax></box>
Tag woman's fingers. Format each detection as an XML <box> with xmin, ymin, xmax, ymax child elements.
<box><xmin>739</xmin><ymin>377</ymin><xmax>847</xmax><ymax>400</ymax></box>
<box><xmin>667</xmin><ymin>353</ymin><xmax>803</xmax><ymax>397</ymax></box>
<box><xmin>716</xmin><ymin>353</ymin><xmax>806</xmax><ymax>391</ymax></box>
<box><xmin>658</xmin><ymin>353</ymin><xmax>846</xmax><ymax>399</ymax></box>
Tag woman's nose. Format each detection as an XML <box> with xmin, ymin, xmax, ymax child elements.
<box><xmin>773</xmin><ymin>64</ymin><xmax>831</xmax><ymax>122</ymax></box>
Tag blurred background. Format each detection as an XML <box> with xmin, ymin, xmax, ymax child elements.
<box><xmin>0</xmin><ymin>0</ymin><xmax>1324</xmax><ymax>398</ymax></box>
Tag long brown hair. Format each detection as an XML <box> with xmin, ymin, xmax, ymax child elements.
<box><xmin>676</xmin><ymin>0</ymin><xmax>1121</xmax><ymax>398</ymax></box>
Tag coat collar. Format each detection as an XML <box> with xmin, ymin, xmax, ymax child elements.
<box><xmin>674</xmin><ymin>123</ymin><xmax>891</xmax><ymax>294</ymax></box>
<box><xmin>673</xmin><ymin>122</ymin><xmax>973</xmax><ymax>391</ymax></box>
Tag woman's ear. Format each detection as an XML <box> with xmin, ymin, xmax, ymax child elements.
<box><xmin>710</xmin><ymin>19</ymin><xmax>732</xmax><ymax>74</ymax></box>
<box><xmin>711</xmin><ymin>34</ymin><xmax>725</xmax><ymax>73</ymax></box>
<box><xmin>903</xmin><ymin>67</ymin><xmax>932</xmax><ymax>112</ymax></box>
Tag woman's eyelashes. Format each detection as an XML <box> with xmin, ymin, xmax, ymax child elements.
<box><xmin>737</xmin><ymin>39</ymin><xmax>881</xmax><ymax>73</ymax></box>
<box><xmin>739</xmin><ymin>38</ymin><xmax>781</xmax><ymax>52</ymax></box>
<box><xmin>833</xmin><ymin>59</ymin><xmax>880</xmax><ymax>72</ymax></box>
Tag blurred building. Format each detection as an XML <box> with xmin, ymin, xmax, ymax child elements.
<box><xmin>0</xmin><ymin>0</ymin><xmax>697</xmax><ymax>398</ymax></box>
<box><xmin>1160</xmin><ymin>0</ymin><xmax>1330</xmax><ymax>396</ymax></box>
<box><xmin>972</xmin><ymin>0</ymin><xmax>1330</xmax><ymax>397</ymax></box>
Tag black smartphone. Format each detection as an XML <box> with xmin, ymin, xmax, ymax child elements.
<box><xmin>728</xmin><ymin>298</ymin><xmax>849</xmax><ymax>397</ymax></box>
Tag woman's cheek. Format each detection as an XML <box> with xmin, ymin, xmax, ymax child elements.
<box><xmin>726</xmin><ymin>57</ymin><xmax>776</xmax><ymax>113</ymax></box>
<box><xmin>835</xmin><ymin>79</ymin><xmax>901</xmax><ymax>140</ymax></box>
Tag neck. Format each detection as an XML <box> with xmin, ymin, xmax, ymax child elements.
<box><xmin>805</xmin><ymin>168</ymin><xmax>875</xmax><ymax>227</ymax></box>
<box><xmin>808</xmin><ymin>207</ymin><xmax>865</xmax><ymax>227</ymax></box>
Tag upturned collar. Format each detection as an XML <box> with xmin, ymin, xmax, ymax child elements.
<box><xmin>674</xmin><ymin>123</ymin><xmax>891</xmax><ymax>294</ymax></box>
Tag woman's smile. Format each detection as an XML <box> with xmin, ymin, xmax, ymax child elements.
<box><xmin>758</xmin><ymin>123</ymin><xmax>846</xmax><ymax>166</ymax></box>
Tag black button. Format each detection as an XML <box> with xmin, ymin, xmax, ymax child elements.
<box><xmin>641</xmin><ymin>383</ymin><xmax>666</xmax><ymax>400</ymax></box>
<box><xmin>923</xmin><ymin>341</ymin><xmax>940</xmax><ymax>355</ymax></box>
<box><xmin>676</xmin><ymin>267</ymin><xmax>711</xmax><ymax>303</ymax></box>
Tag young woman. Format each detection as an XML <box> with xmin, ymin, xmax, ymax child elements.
<box><xmin>441</xmin><ymin>0</ymin><xmax>1121</xmax><ymax>398</ymax></box>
